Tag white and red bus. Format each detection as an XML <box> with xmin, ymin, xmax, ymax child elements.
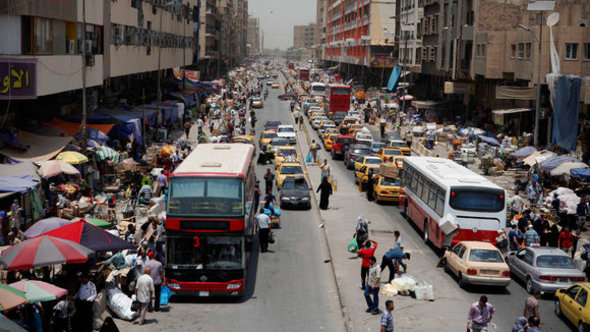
<box><xmin>400</xmin><ymin>157</ymin><xmax>506</xmax><ymax>248</ymax></box>
<box><xmin>165</xmin><ymin>143</ymin><xmax>256</xmax><ymax>297</ymax></box>
<box><xmin>327</xmin><ymin>84</ymin><xmax>351</xmax><ymax>114</ymax></box>
<box><xmin>310</xmin><ymin>82</ymin><xmax>327</xmax><ymax>99</ymax></box>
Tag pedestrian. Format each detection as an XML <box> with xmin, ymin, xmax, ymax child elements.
<box><xmin>380</xmin><ymin>300</ymin><xmax>394</xmax><ymax>332</ymax></box>
<box><xmin>320</xmin><ymin>159</ymin><xmax>330</xmax><ymax>181</ymax></box>
<box><xmin>294</xmin><ymin>108</ymin><xmax>300</xmax><ymax>125</ymax></box>
<box><xmin>511</xmin><ymin>316</ymin><xmax>529</xmax><ymax>332</ymax></box>
<box><xmin>551</xmin><ymin>193</ymin><xmax>561</xmax><ymax>212</ymax></box>
<box><xmin>196</xmin><ymin>117</ymin><xmax>204</xmax><ymax>135</ymax></box>
<box><xmin>512</xmin><ymin>192</ymin><xmax>525</xmax><ymax>216</ymax></box>
<box><xmin>256</xmin><ymin>208</ymin><xmax>272</xmax><ymax>252</ymax></box>
<box><xmin>364</xmin><ymin>256</ymin><xmax>381</xmax><ymax>315</ymax></box>
<box><xmin>467</xmin><ymin>295</ymin><xmax>495</xmax><ymax>332</ymax></box>
<box><xmin>461</xmin><ymin>150</ymin><xmax>469</xmax><ymax>167</ymax></box>
<box><xmin>316</xmin><ymin>176</ymin><xmax>333</xmax><ymax>210</ymax></box>
<box><xmin>508</xmin><ymin>224</ymin><xmax>523</xmax><ymax>250</ymax></box>
<box><xmin>524</xmin><ymin>224</ymin><xmax>540</xmax><ymax>247</ymax></box>
<box><xmin>74</xmin><ymin>272</ymin><xmax>96</xmax><ymax>332</ymax></box>
<box><xmin>558</xmin><ymin>226</ymin><xmax>574</xmax><ymax>255</ymax></box>
<box><xmin>253</xmin><ymin>184</ymin><xmax>262</xmax><ymax>211</ymax></box>
<box><xmin>495</xmin><ymin>229</ymin><xmax>508</xmax><ymax>253</ymax></box>
<box><xmin>527</xmin><ymin>316</ymin><xmax>541</xmax><ymax>332</ymax></box>
<box><xmin>264</xmin><ymin>168</ymin><xmax>274</xmax><ymax>194</ymax></box>
<box><xmin>572</xmin><ymin>229</ymin><xmax>581</xmax><ymax>258</ymax></box>
<box><xmin>366</xmin><ymin>168</ymin><xmax>376</xmax><ymax>201</ymax></box>
<box><xmin>523</xmin><ymin>289</ymin><xmax>543</xmax><ymax>319</ymax></box>
<box><xmin>380</xmin><ymin>247</ymin><xmax>410</xmax><ymax>282</ymax></box>
<box><xmin>299</xmin><ymin>113</ymin><xmax>304</xmax><ymax>130</ymax></box>
<box><xmin>51</xmin><ymin>295</ymin><xmax>71</xmax><ymax>332</ymax></box>
<box><xmin>577</xmin><ymin>198</ymin><xmax>588</xmax><ymax>230</ymax></box>
<box><xmin>145</xmin><ymin>251</ymin><xmax>163</xmax><ymax>312</ymax></box>
<box><xmin>526</xmin><ymin>181</ymin><xmax>538</xmax><ymax>205</ymax></box>
<box><xmin>309</xmin><ymin>140</ymin><xmax>319</xmax><ymax>163</ymax></box>
<box><xmin>135</xmin><ymin>267</ymin><xmax>154</xmax><ymax>326</ymax></box>
<box><xmin>184</xmin><ymin>119</ymin><xmax>192</xmax><ymax>139</ymax></box>
<box><xmin>358</xmin><ymin>239</ymin><xmax>378</xmax><ymax>289</ymax></box>
<box><xmin>134</xmin><ymin>248</ymin><xmax>149</xmax><ymax>279</ymax></box>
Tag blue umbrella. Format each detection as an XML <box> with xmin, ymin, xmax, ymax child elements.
<box><xmin>571</xmin><ymin>168</ymin><xmax>590</xmax><ymax>180</ymax></box>
<box><xmin>539</xmin><ymin>155</ymin><xmax>580</xmax><ymax>171</ymax></box>
<box><xmin>478</xmin><ymin>135</ymin><xmax>500</xmax><ymax>147</ymax></box>
<box><xmin>512</xmin><ymin>146</ymin><xmax>537</xmax><ymax>158</ymax></box>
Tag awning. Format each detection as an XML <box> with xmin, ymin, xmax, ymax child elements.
<box><xmin>491</xmin><ymin>108</ymin><xmax>533</xmax><ymax>115</ymax></box>
<box><xmin>45</xmin><ymin>118</ymin><xmax>115</xmax><ymax>137</ymax></box>
<box><xmin>495</xmin><ymin>86</ymin><xmax>536</xmax><ymax>100</ymax></box>
<box><xmin>0</xmin><ymin>175</ymin><xmax>38</xmax><ymax>193</ymax></box>
<box><xmin>411</xmin><ymin>100</ymin><xmax>442</xmax><ymax>109</ymax></box>
<box><xmin>0</xmin><ymin>130</ymin><xmax>72</xmax><ymax>162</ymax></box>
<box><xmin>0</xmin><ymin>162</ymin><xmax>39</xmax><ymax>181</ymax></box>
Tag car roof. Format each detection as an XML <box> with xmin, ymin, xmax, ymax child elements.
<box><xmin>364</xmin><ymin>156</ymin><xmax>382</xmax><ymax>161</ymax></box>
<box><xmin>525</xmin><ymin>247</ymin><xmax>571</xmax><ymax>256</ymax></box>
<box><xmin>280</xmin><ymin>162</ymin><xmax>302</xmax><ymax>167</ymax></box>
<box><xmin>277</xmin><ymin>145</ymin><xmax>296</xmax><ymax>150</ymax></box>
<box><xmin>278</xmin><ymin>124</ymin><xmax>294</xmax><ymax>128</ymax></box>
<box><xmin>457</xmin><ymin>241</ymin><xmax>500</xmax><ymax>250</ymax></box>
<box><xmin>266</xmin><ymin>120</ymin><xmax>281</xmax><ymax>124</ymax></box>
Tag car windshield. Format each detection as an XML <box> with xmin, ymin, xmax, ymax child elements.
<box><xmin>468</xmin><ymin>249</ymin><xmax>504</xmax><ymax>263</ymax></box>
<box><xmin>264</xmin><ymin>133</ymin><xmax>277</xmax><ymax>138</ymax></box>
<box><xmin>272</xmin><ymin>139</ymin><xmax>289</xmax><ymax>146</ymax></box>
<box><xmin>380</xmin><ymin>177</ymin><xmax>401</xmax><ymax>186</ymax></box>
<box><xmin>536</xmin><ymin>255</ymin><xmax>577</xmax><ymax>269</ymax></box>
<box><xmin>337</xmin><ymin>138</ymin><xmax>354</xmax><ymax>144</ymax></box>
<box><xmin>266</xmin><ymin>121</ymin><xmax>281</xmax><ymax>127</ymax></box>
<box><xmin>372</xmin><ymin>142</ymin><xmax>385</xmax><ymax>149</ymax></box>
<box><xmin>281</xmin><ymin>166</ymin><xmax>303</xmax><ymax>175</ymax></box>
<box><xmin>167</xmin><ymin>235</ymin><xmax>244</xmax><ymax>269</ymax></box>
<box><xmin>282</xmin><ymin>178</ymin><xmax>309</xmax><ymax>190</ymax></box>
<box><xmin>278</xmin><ymin>127</ymin><xmax>295</xmax><ymax>133</ymax></box>
<box><xmin>352</xmin><ymin>148</ymin><xmax>371</xmax><ymax>155</ymax></box>
<box><xmin>278</xmin><ymin>149</ymin><xmax>295</xmax><ymax>157</ymax></box>
<box><xmin>390</xmin><ymin>142</ymin><xmax>406</xmax><ymax>148</ymax></box>
<box><xmin>365</xmin><ymin>158</ymin><xmax>382</xmax><ymax>165</ymax></box>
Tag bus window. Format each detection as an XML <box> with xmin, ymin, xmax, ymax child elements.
<box><xmin>168</xmin><ymin>177</ymin><xmax>244</xmax><ymax>217</ymax></box>
<box><xmin>449</xmin><ymin>187</ymin><xmax>504</xmax><ymax>212</ymax></box>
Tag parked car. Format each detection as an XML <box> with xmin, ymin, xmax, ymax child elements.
<box><xmin>443</xmin><ymin>241</ymin><xmax>511</xmax><ymax>289</ymax></box>
<box><xmin>505</xmin><ymin>247</ymin><xmax>585</xmax><ymax>294</ymax></box>
<box><xmin>271</xmin><ymin>82</ymin><xmax>280</xmax><ymax>89</ymax></box>
<box><xmin>554</xmin><ymin>282</ymin><xmax>590</xmax><ymax>332</ymax></box>
<box><xmin>372</xmin><ymin>175</ymin><xmax>403</xmax><ymax>203</ymax></box>
<box><xmin>279</xmin><ymin>176</ymin><xmax>311</xmax><ymax>209</ymax></box>
<box><xmin>276</xmin><ymin>125</ymin><xmax>297</xmax><ymax>145</ymax></box>
<box><xmin>264</xmin><ymin>120</ymin><xmax>282</xmax><ymax>131</ymax></box>
<box><xmin>331</xmin><ymin>135</ymin><xmax>355</xmax><ymax>160</ymax></box>
<box><xmin>344</xmin><ymin>144</ymin><xmax>372</xmax><ymax>170</ymax></box>
<box><xmin>370</xmin><ymin>142</ymin><xmax>386</xmax><ymax>154</ymax></box>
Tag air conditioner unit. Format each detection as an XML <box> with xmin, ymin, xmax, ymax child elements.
<box><xmin>85</xmin><ymin>54</ymin><xmax>95</xmax><ymax>67</ymax></box>
<box><xmin>68</xmin><ymin>40</ymin><xmax>75</xmax><ymax>54</ymax></box>
<box><xmin>85</xmin><ymin>40</ymin><xmax>93</xmax><ymax>53</ymax></box>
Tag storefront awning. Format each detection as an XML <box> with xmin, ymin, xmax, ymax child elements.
<box><xmin>0</xmin><ymin>130</ymin><xmax>72</xmax><ymax>162</ymax></box>
<box><xmin>45</xmin><ymin>118</ymin><xmax>115</xmax><ymax>137</ymax></box>
<box><xmin>495</xmin><ymin>86</ymin><xmax>536</xmax><ymax>100</ymax></box>
<box><xmin>492</xmin><ymin>108</ymin><xmax>533</xmax><ymax>115</ymax></box>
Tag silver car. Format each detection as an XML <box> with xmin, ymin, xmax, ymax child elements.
<box><xmin>505</xmin><ymin>247</ymin><xmax>585</xmax><ymax>294</ymax></box>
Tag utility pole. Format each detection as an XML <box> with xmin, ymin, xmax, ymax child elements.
<box><xmin>157</xmin><ymin>6</ymin><xmax>163</xmax><ymax>114</ymax></box>
<box><xmin>81</xmin><ymin>0</ymin><xmax>87</xmax><ymax>151</ymax></box>
<box><xmin>534</xmin><ymin>13</ymin><xmax>543</xmax><ymax>148</ymax></box>
<box><xmin>182</xmin><ymin>9</ymin><xmax>186</xmax><ymax>94</ymax></box>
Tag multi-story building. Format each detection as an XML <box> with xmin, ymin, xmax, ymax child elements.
<box><xmin>199</xmin><ymin>0</ymin><xmax>222</xmax><ymax>77</ymax></box>
<box><xmin>399</xmin><ymin>0</ymin><xmax>423</xmax><ymax>73</ymax></box>
<box><xmin>0</xmin><ymin>0</ymin><xmax>198</xmax><ymax>120</ymax></box>
<box><xmin>293</xmin><ymin>23</ymin><xmax>316</xmax><ymax>49</ymax></box>
<box><xmin>247</xmin><ymin>16</ymin><xmax>261</xmax><ymax>56</ymax></box>
<box><xmin>314</xmin><ymin>0</ymin><xmax>328</xmax><ymax>61</ymax></box>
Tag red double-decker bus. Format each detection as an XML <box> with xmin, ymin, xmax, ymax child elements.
<box><xmin>327</xmin><ymin>84</ymin><xmax>351</xmax><ymax>114</ymax></box>
<box><xmin>165</xmin><ymin>143</ymin><xmax>256</xmax><ymax>297</ymax></box>
<box><xmin>299</xmin><ymin>68</ymin><xmax>310</xmax><ymax>80</ymax></box>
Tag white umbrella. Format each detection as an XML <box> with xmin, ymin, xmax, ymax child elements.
<box><xmin>37</xmin><ymin>160</ymin><xmax>80</xmax><ymax>179</ymax></box>
<box><xmin>550</xmin><ymin>162</ymin><xmax>589</xmax><ymax>177</ymax></box>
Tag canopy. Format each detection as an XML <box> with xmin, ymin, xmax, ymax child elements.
<box><xmin>550</xmin><ymin>162</ymin><xmax>589</xmax><ymax>177</ymax></box>
<box><xmin>0</xmin><ymin>175</ymin><xmax>38</xmax><ymax>193</ymax></box>
<box><xmin>571</xmin><ymin>168</ymin><xmax>590</xmax><ymax>180</ymax></box>
<box><xmin>9</xmin><ymin>280</ymin><xmax>67</xmax><ymax>302</ymax></box>
<box><xmin>56</xmin><ymin>151</ymin><xmax>88</xmax><ymax>164</ymax></box>
<box><xmin>71</xmin><ymin>217</ymin><xmax>111</xmax><ymax>229</ymax></box>
<box><xmin>0</xmin><ymin>284</ymin><xmax>28</xmax><ymax>311</ymax></box>
<box><xmin>0</xmin><ymin>130</ymin><xmax>72</xmax><ymax>162</ymax></box>
<box><xmin>45</xmin><ymin>118</ymin><xmax>115</xmax><ymax>137</ymax></box>
<box><xmin>0</xmin><ymin>314</ymin><xmax>27</xmax><ymax>331</ymax></box>
<box><xmin>478</xmin><ymin>135</ymin><xmax>501</xmax><ymax>147</ymax></box>
<box><xmin>523</xmin><ymin>151</ymin><xmax>555</xmax><ymax>166</ymax></box>
<box><xmin>512</xmin><ymin>146</ymin><xmax>537</xmax><ymax>158</ymax></box>
<box><xmin>96</xmin><ymin>146</ymin><xmax>120</xmax><ymax>164</ymax></box>
<box><xmin>75</xmin><ymin>127</ymin><xmax>110</xmax><ymax>143</ymax></box>
<box><xmin>539</xmin><ymin>155</ymin><xmax>581</xmax><ymax>171</ymax></box>
<box><xmin>37</xmin><ymin>160</ymin><xmax>80</xmax><ymax>178</ymax></box>
<box><xmin>24</xmin><ymin>217</ymin><xmax>71</xmax><ymax>239</ymax></box>
<box><xmin>41</xmin><ymin>220</ymin><xmax>134</xmax><ymax>252</ymax></box>
<box><xmin>0</xmin><ymin>161</ymin><xmax>39</xmax><ymax>181</ymax></box>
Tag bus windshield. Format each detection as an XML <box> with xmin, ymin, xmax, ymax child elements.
<box><xmin>449</xmin><ymin>187</ymin><xmax>504</xmax><ymax>212</ymax></box>
<box><xmin>168</xmin><ymin>177</ymin><xmax>244</xmax><ymax>217</ymax></box>
<box><xmin>331</xmin><ymin>87</ymin><xmax>350</xmax><ymax>95</ymax></box>
<box><xmin>167</xmin><ymin>235</ymin><xmax>244</xmax><ymax>269</ymax></box>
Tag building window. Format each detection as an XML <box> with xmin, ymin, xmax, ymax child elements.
<box><xmin>481</xmin><ymin>44</ymin><xmax>486</xmax><ymax>57</ymax></box>
<box><xmin>518</xmin><ymin>43</ymin><xmax>524</xmax><ymax>58</ymax></box>
<box><xmin>584</xmin><ymin>43</ymin><xmax>590</xmax><ymax>60</ymax></box>
<box><xmin>476</xmin><ymin>44</ymin><xmax>481</xmax><ymax>56</ymax></box>
<box><xmin>565</xmin><ymin>43</ymin><xmax>578</xmax><ymax>60</ymax></box>
<box><xmin>525</xmin><ymin>43</ymin><xmax>531</xmax><ymax>59</ymax></box>
<box><xmin>510</xmin><ymin>44</ymin><xmax>516</xmax><ymax>58</ymax></box>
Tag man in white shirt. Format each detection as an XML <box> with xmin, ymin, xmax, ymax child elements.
<box><xmin>135</xmin><ymin>267</ymin><xmax>155</xmax><ymax>325</ymax></box>
<box><xmin>320</xmin><ymin>159</ymin><xmax>330</xmax><ymax>181</ymax></box>
<box><xmin>393</xmin><ymin>230</ymin><xmax>406</xmax><ymax>272</ymax></box>
<box><xmin>74</xmin><ymin>272</ymin><xmax>96</xmax><ymax>331</ymax></box>
<box><xmin>134</xmin><ymin>248</ymin><xmax>149</xmax><ymax>279</ymax></box>
<box><xmin>256</xmin><ymin>209</ymin><xmax>272</xmax><ymax>252</ymax></box>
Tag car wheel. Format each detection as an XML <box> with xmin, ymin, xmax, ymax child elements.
<box><xmin>526</xmin><ymin>277</ymin><xmax>535</xmax><ymax>294</ymax></box>
<box><xmin>458</xmin><ymin>273</ymin><xmax>467</xmax><ymax>288</ymax></box>
<box><xmin>554</xmin><ymin>298</ymin><xmax>562</xmax><ymax>317</ymax></box>
<box><xmin>579</xmin><ymin>322</ymin><xmax>587</xmax><ymax>332</ymax></box>
<box><xmin>423</xmin><ymin>220</ymin><xmax>429</xmax><ymax>243</ymax></box>
<box><xmin>374</xmin><ymin>192</ymin><xmax>380</xmax><ymax>204</ymax></box>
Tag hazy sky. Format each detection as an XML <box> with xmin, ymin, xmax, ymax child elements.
<box><xmin>249</xmin><ymin>0</ymin><xmax>317</xmax><ymax>50</ymax></box>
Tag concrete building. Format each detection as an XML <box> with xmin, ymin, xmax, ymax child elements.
<box><xmin>399</xmin><ymin>0</ymin><xmax>423</xmax><ymax>73</ymax></box>
<box><xmin>247</xmin><ymin>16</ymin><xmax>261</xmax><ymax>56</ymax></box>
<box><xmin>293</xmin><ymin>23</ymin><xmax>316</xmax><ymax>49</ymax></box>
<box><xmin>314</xmin><ymin>0</ymin><xmax>329</xmax><ymax>61</ymax></box>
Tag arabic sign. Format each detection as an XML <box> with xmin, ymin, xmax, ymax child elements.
<box><xmin>370</xmin><ymin>54</ymin><xmax>394</xmax><ymax>68</ymax></box>
<box><xmin>0</xmin><ymin>58</ymin><xmax>37</xmax><ymax>100</ymax></box>
<box><xmin>173</xmin><ymin>67</ymin><xmax>200</xmax><ymax>82</ymax></box>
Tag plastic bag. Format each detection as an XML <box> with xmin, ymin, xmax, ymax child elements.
<box><xmin>106</xmin><ymin>288</ymin><xmax>137</xmax><ymax>321</ymax></box>
<box><xmin>306</xmin><ymin>154</ymin><xmax>312</xmax><ymax>163</ymax></box>
<box><xmin>160</xmin><ymin>285</ymin><xmax>172</xmax><ymax>306</ymax></box>
<box><xmin>347</xmin><ymin>237</ymin><xmax>359</xmax><ymax>253</ymax></box>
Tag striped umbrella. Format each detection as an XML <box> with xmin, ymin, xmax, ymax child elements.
<box><xmin>9</xmin><ymin>280</ymin><xmax>67</xmax><ymax>302</ymax></box>
<box><xmin>0</xmin><ymin>284</ymin><xmax>28</xmax><ymax>311</ymax></box>
<box><xmin>0</xmin><ymin>236</ymin><xmax>93</xmax><ymax>271</ymax></box>
<box><xmin>96</xmin><ymin>146</ymin><xmax>120</xmax><ymax>164</ymax></box>
<box><xmin>539</xmin><ymin>155</ymin><xmax>580</xmax><ymax>171</ymax></box>
<box><xmin>512</xmin><ymin>146</ymin><xmax>537</xmax><ymax>158</ymax></box>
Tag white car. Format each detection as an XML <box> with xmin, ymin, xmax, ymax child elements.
<box><xmin>318</xmin><ymin>124</ymin><xmax>337</xmax><ymax>136</ymax></box>
<box><xmin>312</xmin><ymin>116</ymin><xmax>329</xmax><ymax>129</ymax></box>
<box><xmin>277</xmin><ymin>125</ymin><xmax>297</xmax><ymax>145</ymax></box>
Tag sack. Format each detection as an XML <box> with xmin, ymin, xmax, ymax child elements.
<box><xmin>414</xmin><ymin>283</ymin><xmax>434</xmax><ymax>301</ymax></box>
<box><xmin>347</xmin><ymin>237</ymin><xmax>359</xmax><ymax>253</ymax></box>
<box><xmin>160</xmin><ymin>286</ymin><xmax>172</xmax><ymax>306</ymax></box>
<box><xmin>106</xmin><ymin>288</ymin><xmax>137</xmax><ymax>321</ymax></box>
<box><xmin>130</xmin><ymin>301</ymin><xmax>139</xmax><ymax>312</ymax></box>
<box><xmin>306</xmin><ymin>154</ymin><xmax>312</xmax><ymax>163</ymax></box>
<box><xmin>268</xmin><ymin>233</ymin><xmax>275</xmax><ymax>244</ymax></box>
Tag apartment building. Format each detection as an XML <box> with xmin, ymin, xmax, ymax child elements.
<box><xmin>293</xmin><ymin>23</ymin><xmax>316</xmax><ymax>49</ymax></box>
<box><xmin>399</xmin><ymin>0</ymin><xmax>423</xmax><ymax>73</ymax></box>
<box><xmin>247</xmin><ymin>17</ymin><xmax>261</xmax><ymax>56</ymax></box>
<box><xmin>314</xmin><ymin>0</ymin><xmax>328</xmax><ymax>61</ymax></box>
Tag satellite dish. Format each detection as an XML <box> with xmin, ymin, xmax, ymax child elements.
<box><xmin>547</xmin><ymin>13</ymin><xmax>560</xmax><ymax>27</ymax></box>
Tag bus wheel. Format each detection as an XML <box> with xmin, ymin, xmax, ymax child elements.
<box><xmin>423</xmin><ymin>220</ymin><xmax>429</xmax><ymax>243</ymax></box>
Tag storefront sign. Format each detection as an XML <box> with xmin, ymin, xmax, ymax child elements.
<box><xmin>370</xmin><ymin>54</ymin><xmax>394</xmax><ymax>68</ymax></box>
<box><xmin>495</xmin><ymin>85</ymin><xmax>536</xmax><ymax>100</ymax></box>
<box><xmin>444</xmin><ymin>81</ymin><xmax>475</xmax><ymax>95</ymax></box>
<box><xmin>173</xmin><ymin>67</ymin><xmax>200</xmax><ymax>82</ymax></box>
<box><xmin>0</xmin><ymin>58</ymin><xmax>37</xmax><ymax>100</ymax></box>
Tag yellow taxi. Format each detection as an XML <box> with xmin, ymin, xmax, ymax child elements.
<box><xmin>323</xmin><ymin>127</ymin><xmax>339</xmax><ymax>140</ymax></box>
<box><xmin>309</xmin><ymin>111</ymin><xmax>327</xmax><ymax>123</ymax></box>
<box><xmin>323</xmin><ymin>133</ymin><xmax>339</xmax><ymax>151</ymax></box>
<box><xmin>275</xmin><ymin>162</ymin><xmax>306</xmax><ymax>189</ymax></box>
<box><xmin>251</xmin><ymin>97</ymin><xmax>264</xmax><ymax>108</ymax></box>
<box><xmin>233</xmin><ymin>135</ymin><xmax>255</xmax><ymax>145</ymax></box>
<box><xmin>272</xmin><ymin>82</ymin><xmax>280</xmax><ymax>89</ymax></box>
<box><xmin>555</xmin><ymin>282</ymin><xmax>590</xmax><ymax>331</ymax></box>
<box><xmin>388</xmin><ymin>140</ymin><xmax>411</xmax><ymax>156</ymax></box>
<box><xmin>391</xmin><ymin>155</ymin><xmax>406</xmax><ymax>169</ymax></box>
<box><xmin>274</xmin><ymin>146</ymin><xmax>299</xmax><ymax>169</ymax></box>
<box><xmin>259</xmin><ymin>130</ymin><xmax>278</xmax><ymax>148</ymax></box>
<box><xmin>376</xmin><ymin>148</ymin><xmax>404</xmax><ymax>163</ymax></box>
<box><xmin>372</xmin><ymin>175</ymin><xmax>403</xmax><ymax>203</ymax></box>
<box><xmin>354</xmin><ymin>155</ymin><xmax>383</xmax><ymax>172</ymax></box>
<box><xmin>318</xmin><ymin>120</ymin><xmax>336</xmax><ymax>133</ymax></box>
<box><xmin>355</xmin><ymin>164</ymin><xmax>380</xmax><ymax>188</ymax></box>
<box><xmin>443</xmin><ymin>241</ymin><xmax>511</xmax><ymax>289</ymax></box>
<box><xmin>348</xmin><ymin>123</ymin><xmax>365</xmax><ymax>135</ymax></box>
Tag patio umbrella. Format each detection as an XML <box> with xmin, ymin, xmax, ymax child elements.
<box><xmin>478</xmin><ymin>135</ymin><xmax>501</xmax><ymax>147</ymax></box>
<box><xmin>37</xmin><ymin>160</ymin><xmax>80</xmax><ymax>179</ymax></box>
<box><xmin>539</xmin><ymin>155</ymin><xmax>580</xmax><ymax>171</ymax></box>
<box><xmin>40</xmin><ymin>220</ymin><xmax>135</xmax><ymax>252</ymax></box>
<box><xmin>399</xmin><ymin>95</ymin><xmax>414</xmax><ymax>101</ymax></box>
<box><xmin>0</xmin><ymin>284</ymin><xmax>28</xmax><ymax>311</ymax></box>
<box><xmin>24</xmin><ymin>217</ymin><xmax>71</xmax><ymax>239</ymax></box>
<box><xmin>550</xmin><ymin>162</ymin><xmax>589</xmax><ymax>177</ymax></box>
<box><xmin>96</xmin><ymin>146</ymin><xmax>120</xmax><ymax>164</ymax></box>
<box><xmin>512</xmin><ymin>146</ymin><xmax>537</xmax><ymax>158</ymax></box>
<box><xmin>56</xmin><ymin>151</ymin><xmax>88</xmax><ymax>164</ymax></box>
<box><xmin>71</xmin><ymin>217</ymin><xmax>111</xmax><ymax>229</ymax></box>
<box><xmin>571</xmin><ymin>168</ymin><xmax>590</xmax><ymax>180</ymax></box>
<box><xmin>9</xmin><ymin>280</ymin><xmax>67</xmax><ymax>303</ymax></box>
<box><xmin>0</xmin><ymin>314</ymin><xmax>27</xmax><ymax>331</ymax></box>
<box><xmin>0</xmin><ymin>236</ymin><xmax>93</xmax><ymax>271</ymax></box>
<box><xmin>86</xmin><ymin>139</ymin><xmax>101</xmax><ymax>148</ymax></box>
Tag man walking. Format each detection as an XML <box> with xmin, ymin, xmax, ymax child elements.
<box><xmin>467</xmin><ymin>295</ymin><xmax>495</xmax><ymax>332</ymax></box>
<box><xmin>358</xmin><ymin>239</ymin><xmax>378</xmax><ymax>289</ymax></box>
<box><xmin>364</xmin><ymin>256</ymin><xmax>381</xmax><ymax>315</ymax></box>
<box><xmin>380</xmin><ymin>247</ymin><xmax>411</xmax><ymax>282</ymax></box>
<box><xmin>558</xmin><ymin>226</ymin><xmax>574</xmax><ymax>255</ymax></box>
<box><xmin>135</xmin><ymin>267</ymin><xmax>154</xmax><ymax>325</ymax></box>
<box><xmin>320</xmin><ymin>159</ymin><xmax>330</xmax><ymax>182</ymax></box>
<box><xmin>524</xmin><ymin>224</ymin><xmax>540</xmax><ymax>247</ymax></box>
<box><xmin>380</xmin><ymin>300</ymin><xmax>394</xmax><ymax>332</ymax></box>
<box><xmin>264</xmin><ymin>168</ymin><xmax>274</xmax><ymax>194</ymax></box>
<box><xmin>74</xmin><ymin>272</ymin><xmax>96</xmax><ymax>332</ymax></box>
<box><xmin>523</xmin><ymin>289</ymin><xmax>543</xmax><ymax>320</ymax></box>
<box><xmin>145</xmin><ymin>251</ymin><xmax>163</xmax><ymax>312</ymax></box>
<box><xmin>309</xmin><ymin>140</ymin><xmax>319</xmax><ymax>163</ymax></box>
<box><xmin>256</xmin><ymin>208</ymin><xmax>272</xmax><ymax>252</ymax></box>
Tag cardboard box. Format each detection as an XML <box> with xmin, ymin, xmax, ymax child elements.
<box><xmin>379</xmin><ymin>163</ymin><xmax>399</xmax><ymax>178</ymax></box>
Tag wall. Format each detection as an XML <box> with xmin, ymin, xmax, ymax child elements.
<box><xmin>35</xmin><ymin>55</ymin><xmax>104</xmax><ymax>96</ymax></box>
<box><xmin>0</xmin><ymin>15</ymin><xmax>22</xmax><ymax>55</ymax></box>
<box><xmin>109</xmin><ymin>45</ymin><xmax>191</xmax><ymax>77</ymax></box>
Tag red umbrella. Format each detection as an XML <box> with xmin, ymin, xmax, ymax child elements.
<box><xmin>39</xmin><ymin>220</ymin><xmax>135</xmax><ymax>252</ymax></box>
<box><xmin>0</xmin><ymin>236</ymin><xmax>93</xmax><ymax>271</ymax></box>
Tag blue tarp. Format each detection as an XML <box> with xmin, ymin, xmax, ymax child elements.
<box><xmin>387</xmin><ymin>65</ymin><xmax>402</xmax><ymax>92</ymax></box>
<box><xmin>74</xmin><ymin>127</ymin><xmax>109</xmax><ymax>143</ymax></box>
<box><xmin>0</xmin><ymin>175</ymin><xmax>38</xmax><ymax>193</ymax></box>
<box><xmin>478</xmin><ymin>135</ymin><xmax>501</xmax><ymax>147</ymax></box>
<box><xmin>512</xmin><ymin>146</ymin><xmax>537</xmax><ymax>157</ymax></box>
<box><xmin>552</xmin><ymin>75</ymin><xmax>582</xmax><ymax>151</ymax></box>
<box><xmin>571</xmin><ymin>168</ymin><xmax>590</xmax><ymax>180</ymax></box>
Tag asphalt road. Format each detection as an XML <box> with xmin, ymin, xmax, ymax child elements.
<box><xmin>117</xmin><ymin>83</ymin><xmax>345</xmax><ymax>331</ymax></box>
